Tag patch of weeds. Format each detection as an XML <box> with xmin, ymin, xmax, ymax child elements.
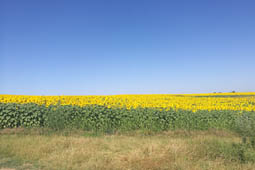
<box><xmin>203</xmin><ymin>139</ymin><xmax>255</xmax><ymax>163</ymax></box>
<box><xmin>0</xmin><ymin>155</ymin><xmax>39</xmax><ymax>170</ymax></box>
<box><xmin>234</xmin><ymin>113</ymin><xmax>255</xmax><ymax>138</ymax></box>
<box><xmin>0</xmin><ymin>156</ymin><xmax>23</xmax><ymax>169</ymax></box>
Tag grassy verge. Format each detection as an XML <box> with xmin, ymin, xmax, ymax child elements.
<box><xmin>0</xmin><ymin>129</ymin><xmax>255</xmax><ymax>170</ymax></box>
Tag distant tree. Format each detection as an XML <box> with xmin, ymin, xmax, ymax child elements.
<box><xmin>232</xmin><ymin>91</ymin><xmax>236</xmax><ymax>93</ymax></box>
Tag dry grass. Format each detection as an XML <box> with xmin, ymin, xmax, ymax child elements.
<box><xmin>0</xmin><ymin>129</ymin><xmax>254</xmax><ymax>170</ymax></box>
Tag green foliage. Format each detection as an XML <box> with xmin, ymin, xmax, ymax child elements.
<box><xmin>0</xmin><ymin>103</ymin><xmax>255</xmax><ymax>133</ymax></box>
<box><xmin>0</xmin><ymin>103</ymin><xmax>47</xmax><ymax>128</ymax></box>
<box><xmin>205</xmin><ymin>139</ymin><xmax>255</xmax><ymax>163</ymax></box>
<box><xmin>199</xmin><ymin>112</ymin><xmax>255</xmax><ymax>164</ymax></box>
<box><xmin>231</xmin><ymin>112</ymin><xmax>255</xmax><ymax>161</ymax></box>
<box><xmin>234</xmin><ymin>112</ymin><xmax>255</xmax><ymax>137</ymax></box>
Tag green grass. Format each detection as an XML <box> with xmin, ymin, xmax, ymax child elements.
<box><xmin>0</xmin><ymin>156</ymin><xmax>39</xmax><ymax>170</ymax></box>
<box><xmin>0</xmin><ymin>129</ymin><xmax>255</xmax><ymax>170</ymax></box>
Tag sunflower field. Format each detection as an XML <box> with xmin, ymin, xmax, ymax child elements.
<box><xmin>1</xmin><ymin>93</ymin><xmax>255</xmax><ymax>132</ymax></box>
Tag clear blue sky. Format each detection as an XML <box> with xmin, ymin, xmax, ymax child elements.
<box><xmin>1</xmin><ymin>0</ymin><xmax>255</xmax><ymax>95</ymax></box>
